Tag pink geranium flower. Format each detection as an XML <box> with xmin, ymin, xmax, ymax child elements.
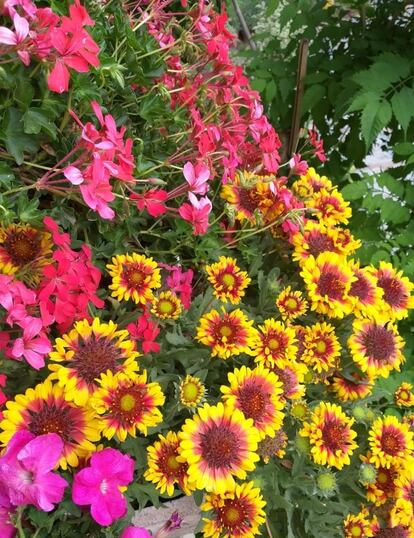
<box><xmin>289</xmin><ymin>153</ymin><xmax>308</xmax><ymax>176</ymax></box>
<box><xmin>178</xmin><ymin>193</ymin><xmax>212</xmax><ymax>235</ymax></box>
<box><xmin>132</xmin><ymin>189</ymin><xmax>168</xmax><ymax>217</ymax></box>
<box><xmin>0</xmin><ymin>13</ymin><xmax>30</xmax><ymax>65</ymax></box>
<box><xmin>183</xmin><ymin>161</ymin><xmax>210</xmax><ymax>195</ymax></box>
<box><xmin>72</xmin><ymin>448</ymin><xmax>134</xmax><ymax>526</ymax></box>
<box><xmin>0</xmin><ymin>431</ymin><xmax>67</xmax><ymax>511</ymax></box>
<box><xmin>127</xmin><ymin>311</ymin><xmax>160</xmax><ymax>354</ymax></box>
<box><xmin>10</xmin><ymin>318</ymin><xmax>51</xmax><ymax>370</ymax></box>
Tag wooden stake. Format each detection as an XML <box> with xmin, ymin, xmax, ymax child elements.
<box><xmin>288</xmin><ymin>39</ymin><xmax>309</xmax><ymax>157</ymax></box>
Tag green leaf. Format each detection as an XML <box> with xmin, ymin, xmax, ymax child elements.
<box><xmin>2</xmin><ymin>108</ymin><xmax>38</xmax><ymax>164</ymax></box>
<box><xmin>341</xmin><ymin>180</ymin><xmax>367</xmax><ymax>200</ymax></box>
<box><xmin>380</xmin><ymin>198</ymin><xmax>410</xmax><ymax>224</ymax></box>
<box><xmin>0</xmin><ymin>162</ymin><xmax>15</xmax><ymax>189</ymax></box>
<box><xmin>251</xmin><ymin>79</ymin><xmax>267</xmax><ymax>92</ymax></box>
<box><xmin>23</xmin><ymin>108</ymin><xmax>57</xmax><ymax>139</ymax></box>
<box><xmin>347</xmin><ymin>91</ymin><xmax>379</xmax><ymax>113</ymax></box>
<box><xmin>360</xmin><ymin>100</ymin><xmax>392</xmax><ymax>148</ymax></box>
<box><xmin>301</xmin><ymin>84</ymin><xmax>325</xmax><ymax>114</ymax></box>
<box><xmin>391</xmin><ymin>86</ymin><xmax>414</xmax><ymax>135</ymax></box>
<box><xmin>377</xmin><ymin>172</ymin><xmax>404</xmax><ymax>198</ymax></box>
<box><xmin>393</xmin><ymin>142</ymin><xmax>414</xmax><ymax>156</ymax></box>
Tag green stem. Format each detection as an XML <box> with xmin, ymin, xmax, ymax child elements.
<box><xmin>2</xmin><ymin>184</ymin><xmax>37</xmax><ymax>196</ymax></box>
<box><xmin>14</xmin><ymin>506</ymin><xmax>26</xmax><ymax>538</ymax></box>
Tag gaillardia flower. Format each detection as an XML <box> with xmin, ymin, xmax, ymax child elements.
<box><xmin>205</xmin><ymin>256</ymin><xmax>251</xmax><ymax>304</ymax></box>
<box><xmin>201</xmin><ymin>481</ymin><xmax>266</xmax><ymax>538</ymax></box>
<box><xmin>144</xmin><ymin>431</ymin><xmax>195</xmax><ymax>496</ymax></box>
<box><xmin>151</xmin><ymin>291</ymin><xmax>183</xmax><ymax>320</ymax></box>
<box><xmin>276</xmin><ymin>286</ymin><xmax>308</xmax><ymax>322</ymax></box>
<box><xmin>271</xmin><ymin>358</ymin><xmax>307</xmax><ymax>400</ymax></box>
<box><xmin>48</xmin><ymin>318</ymin><xmax>139</xmax><ymax>406</ymax></box>
<box><xmin>0</xmin><ymin>380</ymin><xmax>100</xmax><ymax>469</ymax></box>
<box><xmin>220</xmin><ymin>364</ymin><xmax>285</xmax><ymax>439</ymax></box>
<box><xmin>0</xmin><ymin>222</ymin><xmax>53</xmax><ymax>286</ymax></box>
<box><xmin>348</xmin><ymin>319</ymin><xmax>404</xmax><ymax>378</ymax></box>
<box><xmin>178</xmin><ymin>375</ymin><xmax>206</xmax><ymax>409</ymax></box>
<box><xmin>331</xmin><ymin>372</ymin><xmax>373</xmax><ymax>402</ymax></box>
<box><xmin>196</xmin><ymin>308</ymin><xmax>257</xmax><ymax>359</ymax></box>
<box><xmin>300</xmin><ymin>402</ymin><xmax>357</xmax><ymax>470</ymax></box>
<box><xmin>107</xmin><ymin>253</ymin><xmax>161</xmax><ymax>304</ymax></box>
<box><xmin>395</xmin><ymin>382</ymin><xmax>414</xmax><ymax>407</ymax></box>
<box><xmin>370</xmin><ymin>261</ymin><xmax>414</xmax><ymax>321</ymax></box>
<box><xmin>348</xmin><ymin>261</ymin><xmax>383</xmax><ymax>319</ymax></box>
<box><xmin>179</xmin><ymin>402</ymin><xmax>260</xmax><ymax>493</ymax></box>
<box><xmin>300</xmin><ymin>252</ymin><xmax>354</xmax><ymax>318</ymax></box>
<box><xmin>368</xmin><ymin>416</ymin><xmax>414</xmax><ymax>469</ymax></box>
<box><xmin>362</xmin><ymin>455</ymin><xmax>400</xmax><ymax>506</ymax></box>
<box><xmin>307</xmin><ymin>188</ymin><xmax>352</xmax><ymax>225</ymax></box>
<box><xmin>302</xmin><ymin>322</ymin><xmax>341</xmax><ymax>374</ymax></box>
<box><xmin>292</xmin><ymin>167</ymin><xmax>333</xmax><ymax>199</ymax></box>
<box><xmin>91</xmin><ymin>370</ymin><xmax>165</xmax><ymax>441</ymax></box>
<box><xmin>257</xmin><ymin>429</ymin><xmax>288</xmax><ymax>462</ymax></box>
<box><xmin>343</xmin><ymin>508</ymin><xmax>373</xmax><ymax>538</ymax></box>
<box><xmin>252</xmin><ymin>319</ymin><xmax>297</xmax><ymax>367</ymax></box>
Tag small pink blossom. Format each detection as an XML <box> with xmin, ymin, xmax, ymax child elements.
<box><xmin>132</xmin><ymin>189</ymin><xmax>168</xmax><ymax>217</ymax></box>
<box><xmin>11</xmin><ymin>319</ymin><xmax>51</xmax><ymax>370</ymax></box>
<box><xmin>64</xmin><ymin>165</ymin><xmax>84</xmax><ymax>185</ymax></box>
<box><xmin>72</xmin><ymin>448</ymin><xmax>134</xmax><ymax>526</ymax></box>
<box><xmin>0</xmin><ymin>431</ymin><xmax>67</xmax><ymax>511</ymax></box>
<box><xmin>178</xmin><ymin>193</ymin><xmax>212</xmax><ymax>235</ymax></box>
<box><xmin>0</xmin><ymin>13</ymin><xmax>30</xmax><ymax>65</ymax></box>
<box><xmin>183</xmin><ymin>161</ymin><xmax>210</xmax><ymax>195</ymax></box>
<box><xmin>127</xmin><ymin>311</ymin><xmax>160</xmax><ymax>354</ymax></box>
<box><xmin>289</xmin><ymin>153</ymin><xmax>308</xmax><ymax>176</ymax></box>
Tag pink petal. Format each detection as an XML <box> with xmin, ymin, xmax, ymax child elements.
<box><xmin>90</xmin><ymin>449</ymin><xmax>134</xmax><ymax>485</ymax></box>
<box><xmin>0</xmin><ymin>27</ymin><xmax>16</xmax><ymax>45</ymax></box>
<box><xmin>17</xmin><ymin>50</ymin><xmax>30</xmax><ymax>66</ymax></box>
<box><xmin>23</xmin><ymin>349</ymin><xmax>45</xmax><ymax>369</ymax></box>
<box><xmin>13</xmin><ymin>13</ymin><xmax>29</xmax><ymax>42</ymax></box>
<box><xmin>64</xmin><ymin>54</ymin><xmax>90</xmax><ymax>73</ymax></box>
<box><xmin>18</xmin><ymin>433</ymin><xmax>63</xmax><ymax>474</ymax></box>
<box><xmin>72</xmin><ymin>467</ymin><xmax>102</xmax><ymax>506</ymax></box>
<box><xmin>183</xmin><ymin>162</ymin><xmax>195</xmax><ymax>184</ymax></box>
<box><xmin>91</xmin><ymin>488</ymin><xmax>126</xmax><ymax>526</ymax></box>
<box><xmin>47</xmin><ymin>61</ymin><xmax>70</xmax><ymax>94</ymax></box>
<box><xmin>30</xmin><ymin>472</ymin><xmax>68</xmax><ymax>512</ymax></box>
<box><xmin>91</xmin><ymin>101</ymin><xmax>104</xmax><ymax>125</ymax></box>
<box><xmin>64</xmin><ymin>165</ymin><xmax>84</xmax><ymax>185</ymax></box>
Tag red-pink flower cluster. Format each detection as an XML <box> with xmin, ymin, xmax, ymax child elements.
<box><xmin>0</xmin><ymin>218</ymin><xmax>103</xmax><ymax>370</ymax></box>
<box><xmin>0</xmin><ymin>0</ymin><xmax>99</xmax><ymax>93</ymax></box>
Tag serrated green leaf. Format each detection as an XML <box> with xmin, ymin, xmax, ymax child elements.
<box><xmin>2</xmin><ymin>108</ymin><xmax>38</xmax><ymax>164</ymax></box>
<box><xmin>301</xmin><ymin>84</ymin><xmax>325</xmax><ymax>115</ymax></box>
<box><xmin>377</xmin><ymin>172</ymin><xmax>404</xmax><ymax>198</ymax></box>
<box><xmin>380</xmin><ymin>198</ymin><xmax>410</xmax><ymax>224</ymax></box>
<box><xmin>341</xmin><ymin>180</ymin><xmax>367</xmax><ymax>200</ymax></box>
<box><xmin>347</xmin><ymin>91</ymin><xmax>379</xmax><ymax>113</ymax></box>
<box><xmin>23</xmin><ymin>108</ymin><xmax>57</xmax><ymax>139</ymax></box>
<box><xmin>391</xmin><ymin>86</ymin><xmax>414</xmax><ymax>135</ymax></box>
<box><xmin>360</xmin><ymin>100</ymin><xmax>392</xmax><ymax>148</ymax></box>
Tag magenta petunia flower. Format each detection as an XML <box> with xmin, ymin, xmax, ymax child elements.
<box><xmin>72</xmin><ymin>448</ymin><xmax>134</xmax><ymax>526</ymax></box>
<box><xmin>0</xmin><ymin>431</ymin><xmax>67</xmax><ymax>512</ymax></box>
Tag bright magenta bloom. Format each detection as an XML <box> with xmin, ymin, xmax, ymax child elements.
<box><xmin>178</xmin><ymin>193</ymin><xmax>212</xmax><ymax>235</ymax></box>
<box><xmin>72</xmin><ymin>448</ymin><xmax>134</xmax><ymax>526</ymax></box>
<box><xmin>121</xmin><ymin>528</ymin><xmax>152</xmax><ymax>538</ymax></box>
<box><xmin>0</xmin><ymin>431</ymin><xmax>67</xmax><ymax>511</ymax></box>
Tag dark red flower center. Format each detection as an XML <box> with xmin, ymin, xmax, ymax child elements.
<box><xmin>237</xmin><ymin>187</ymin><xmax>259</xmax><ymax>214</ymax></box>
<box><xmin>122</xmin><ymin>264</ymin><xmax>148</xmax><ymax>289</ymax></box>
<box><xmin>4</xmin><ymin>230</ymin><xmax>40</xmax><ymax>265</ymax></box>
<box><xmin>350</xmin><ymin>273</ymin><xmax>371</xmax><ymax>301</ymax></box>
<box><xmin>317</xmin><ymin>271</ymin><xmax>346</xmax><ymax>300</ymax></box>
<box><xmin>72</xmin><ymin>336</ymin><xmax>123</xmax><ymax>384</ymax></box>
<box><xmin>217</xmin><ymin>498</ymin><xmax>248</xmax><ymax>529</ymax></box>
<box><xmin>200</xmin><ymin>425</ymin><xmax>239</xmax><ymax>469</ymax></box>
<box><xmin>307</xmin><ymin>232</ymin><xmax>336</xmax><ymax>257</ymax></box>
<box><xmin>322</xmin><ymin>420</ymin><xmax>347</xmax><ymax>451</ymax></box>
<box><xmin>381</xmin><ymin>430</ymin><xmax>402</xmax><ymax>455</ymax></box>
<box><xmin>159</xmin><ymin>443</ymin><xmax>188</xmax><ymax>479</ymax></box>
<box><xmin>28</xmin><ymin>404</ymin><xmax>75</xmax><ymax>442</ymax></box>
<box><xmin>238</xmin><ymin>383</ymin><xmax>267</xmax><ymax>421</ymax></box>
<box><xmin>378</xmin><ymin>275</ymin><xmax>406</xmax><ymax>308</ymax></box>
<box><xmin>375</xmin><ymin>527</ymin><xmax>408</xmax><ymax>538</ymax></box>
<box><xmin>112</xmin><ymin>385</ymin><xmax>148</xmax><ymax>424</ymax></box>
<box><xmin>273</xmin><ymin>366</ymin><xmax>296</xmax><ymax>398</ymax></box>
<box><xmin>362</xmin><ymin>325</ymin><xmax>396</xmax><ymax>362</ymax></box>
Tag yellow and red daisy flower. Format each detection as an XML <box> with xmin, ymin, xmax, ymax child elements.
<box><xmin>0</xmin><ymin>222</ymin><xmax>53</xmax><ymax>286</ymax></box>
<box><xmin>251</xmin><ymin>319</ymin><xmax>297</xmax><ymax>367</ymax></box>
<box><xmin>144</xmin><ymin>430</ymin><xmax>195</xmax><ymax>496</ymax></box>
<box><xmin>178</xmin><ymin>375</ymin><xmax>206</xmax><ymax>410</ymax></box>
<box><xmin>302</xmin><ymin>322</ymin><xmax>341</xmax><ymax>374</ymax></box>
<box><xmin>276</xmin><ymin>286</ymin><xmax>308</xmax><ymax>322</ymax></box>
<box><xmin>201</xmin><ymin>481</ymin><xmax>266</xmax><ymax>538</ymax></box>
<box><xmin>292</xmin><ymin>167</ymin><xmax>333</xmax><ymax>199</ymax></box>
<box><xmin>343</xmin><ymin>508</ymin><xmax>373</xmax><ymax>538</ymax></box>
<box><xmin>395</xmin><ymin>383</ymin><xmax>414</xmax><ymax>407</ymax></box>
<box><xmin>348</xmin><ymin>319</ymin><xmax>405</xmax><ymax>379</ymax></box>
<box><xmin>389</xmin><ymin>498</ymin><xmax>413</xmax><ymax>529</ymax></box>
<box><xmin>48</xmin><ymin>318</ymin><xmax>139</xmax><ymax>406</ymax></box>
<box><xmin>257</xmin><ymin>429</ymin><xmax>288</xmax><ymax>462</ymax></box>
<box><xmin>107</xmin><ymin>252</ymin><xmax>161</xmax><ymax>305</ymax></box>
<box><xmin>220</xmin><ymin>364</ymin><xmax>285</xmax><ymax>440</ymax></box>
<box><xmin>370</xmin><ymin>262</ymin><xmax>414</xmax><ymax>321</ymax></box>
<box><xmin>300</xmin><ymin>402</ymin><xmax>357</xmax><ymax>470</ymax></box>
<box><xmin>178</xmin><ymin>402</ymin><xmax>260</xmax><ymax>493</ymax></box>
<box><xmin>0</xmin><ymin>379</ymin><xmax>100</xmax><ymax>469</ymax></box>
<box><xmin>270</xmin><ymin>358</ymin><xmax>307</xmax><ymax>400</ymax></box>
<box><xmin>196</xmin><ymin>308</ymin><xmax>257</xmax><ymax>360</ymax></box>
<box><xmin>151</xmin><ymin>290</ymin><xmax>183</xmax><ymax>319</ymax></box>
<box><xmin>360</xmin><ymin>453</ymin><xmax>401</xmax><ymax>506</ymax></box>
<box><xmin>300</xmin><ymin>252</ymin><xmax>354</xmax><ymax>318</ymax></box>
<box><xmin>307</xmin><ymin>188</ymin><xmax>352</xmax><ymax>225</ymax></box>
<box><xmin>348</xmin><ymin>261</ymin><xmax>383</xmax><ymax>319</ymax></box>
<box><xmin>290</xmin><ymin>400</ymin><xmax>309</xmax><ymax>421</ymax></box>
<box><xmin>221</xmin><ymin>170</ymin><xmax>279</xmax><ymax>224</ymax></box>
<box><xmin>395</xmin><ymin>461</ymin><xmax>414</xmax><ymax>510</ymax></box>
<box><xmin>368</xmin><ymin>416</ymin><xmax>414</xmax><ymax>469</ymax></box>
<box><xmin>330</xmin><ymin>372</ymin><xmax>373</xmax><ymax>402</ymax></box>
<box><xmin>91</xmin><ymin>370</ymin><xmax>165</xmax><ymax>441</ymax></box>
<box><xmin>205</xmin><ymin>256</ymin><xmax>251</xmax><ymax>304</ymax></box>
